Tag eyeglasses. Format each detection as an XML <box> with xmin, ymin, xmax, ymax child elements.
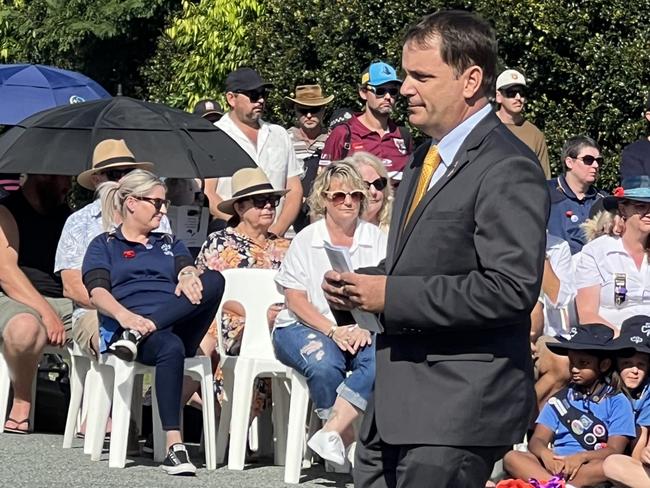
<box><xmin>102</xmin><ymin>168</ymin><xmax>132</xmax><ymax>181</ymax></box>
<box><xmin>322</xmin><ymin>190</ymin><xmax>365</xmax><ymax>205</ymax></box>
<box><xmin>247</xmin><ymin>195</ymin><xmax>281</xmax><ymax>209</ymax></box>
<box><xmin>235</xmin><ymin>89</ymin><xmax>269</xmax><ymax>102</ymax></box>
<box><xmin>296</xmin><ymin>106</ymin><xmax>324</xmax><ymax>116</ymax></box>
<box><xmin>366</xmin><ymin>85</ymin><xmax>400</xmax><ymax>98</ymax></box>
<box><xmin>133</xmin><ymin>196</ymin><xmax>170</xmax><ymax>211</ymax></box>
<box><xmin>501</xmin><ymin>87</ymin><xmax>527</xmax><ymax>98</ymax></box>
<box><xmin>364</xmin><ymin>177</ymin><xmax>388</xmax><ymax>191</ymax></box>
<box><xmin>574</xmin><ymin>155</ymin><xmax>604</xmax><ymax>166</ymax></box>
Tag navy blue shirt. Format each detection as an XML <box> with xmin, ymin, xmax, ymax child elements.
<box><xmin>82</xmin><ymin>226</ymin><xmax>192</xmax><ymax>351</ymax></box>
<box><xmin>547</xmin><ymin>175</ymin><xmax>607</xmax><ymax>254</ymax></box>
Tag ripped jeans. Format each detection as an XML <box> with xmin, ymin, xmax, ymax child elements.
<box><xmin>272</xmin><ymin>322</ymin><xmax>375</xmax><ymax>420</ymax></box>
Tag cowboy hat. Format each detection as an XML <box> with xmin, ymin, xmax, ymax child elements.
<box><xmin>611</xmin><ymin>315</ymin><xmax>650</xmax><ymax>355</ymax></box>
<box><xmin>547</xmin><ymin>324</ymin><xmax>620</xmax><ymax>356</ymax></box>
<box><xmin>603</xmin><ymin>176</ymin><xmax>650</xmax><ymax>211</ymax></box>
<box><xmin>77</xmin><ymin>139</ymin><xmax>153</xmax><ymax>190</ymax></box>
<box><xmin>285</xmin><ymin>84</ymin><xmax>334</xmax><ymax>107</ymax></box>
<box><xmin>217</xmin><ymin>167</ymin><xmax>289</xmax><ymax>215</ymax></box>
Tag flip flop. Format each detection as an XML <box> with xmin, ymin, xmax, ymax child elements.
<box><xmin>4</xmin><ymin>417</ymin><xmax>30</xmax><ymax>434</ymax></box>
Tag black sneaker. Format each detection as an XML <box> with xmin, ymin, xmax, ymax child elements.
<box><xmin>161</xmin><ymin>443</ymin><xmax>196</xmax><ymax>476</ymax></box>
<box><xmin>142</xmin><ymin>433</ymin><xmax>153</xmax><ymax>456</ymax></box>
<box><xmin>108</xmin><ymin>330</ymin><xmax>143</xmax><ymax>362</ymax></box>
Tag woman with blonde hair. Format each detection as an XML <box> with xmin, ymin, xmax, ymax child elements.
<box><xmin>272</xmin><ymin>161</ymin><xmax>387</xmax><ymax>466</ymax></box>
<box><xmin>82</xmin><ymin>169</ymin><xmax>224</xmax><ymax>475</ymax></box>
<box><xmin>343</xmin><ymin>151</ymin><xmax>393</xmax><ymax>232</ymax></box>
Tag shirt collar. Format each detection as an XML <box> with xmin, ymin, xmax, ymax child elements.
<box><xmin>435</xmin><ymin>104</ymin><xmax>492</xmax><ymax>166</ymax></box>
<box><xmin>310</xmin><ymin>218</ymin><xmax>374</xmax><ymax>253</ymax></box>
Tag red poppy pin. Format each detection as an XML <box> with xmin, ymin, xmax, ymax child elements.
<box><xmin>613</xmin><ymin>186</ymin><xmax>625</xmax><ymax>197</ymax></box>
<box><xmin>123</xmin><ymin>250</ymin><xmax>136</xmax><ymax>259</ymax></box>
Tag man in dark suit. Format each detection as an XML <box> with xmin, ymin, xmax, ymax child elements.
<box><xmin>323</xmin><ymin>10</ymin><xmax>550</xmax><ymax>487</ymax></box>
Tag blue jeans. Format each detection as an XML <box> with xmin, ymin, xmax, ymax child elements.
<box><xmin>272</xmin><ymin>322</ymin><xmax>375</xmax><ymax>420</ymax></box>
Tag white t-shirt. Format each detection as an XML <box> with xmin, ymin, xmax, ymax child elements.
<box><xmin>575</xmin><ymin>234</ymin><xmax>650</xmax><ymax>328</ymax></box>
<box><xmin>215</xmin><ymin>113</ymin><xmax>303</xmax><ymax>200</ymax></box>
<box><xmin>273</xmin><ymin>218</ymin><xmax>387</xmax><ymax>328</ymax></box>
<box><xmin>543</xmin><ymin>234</ymin><xmax>576</xmax><ymax>338</ymax></box>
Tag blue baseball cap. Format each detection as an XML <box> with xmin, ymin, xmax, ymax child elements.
<box><xmin>360</xmin><ymin>61</ymin><xmax>401</xmax><ymax>87</ymax></box>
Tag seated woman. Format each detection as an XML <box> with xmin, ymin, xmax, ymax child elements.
<box><xmin>195</xmin><ymin>167</ymin><xmax>290</xmax><ymax>415</ymax></box>
<box><xmin>82</xmin><ymin>170</ymin><xmax>224</xmax><ymax>476</ymax></box>
<box><xmin>503</xmin><ymin>324</ymin><xmax>635</xmax><ymax>487</ymax></box>
<box><xmin>272</xmin><ymin>162</ymin><xmax>387</xmax><ymax>466</ymax></box>
<box><xmin>575</xmin><ymin>176</ymin><xmax>650</xmax><ymax>331</ymax></box>
<box><xmin>344</xmin><ymin>151</ymin><xmax>393</xmax><ymax>233</ymax></box>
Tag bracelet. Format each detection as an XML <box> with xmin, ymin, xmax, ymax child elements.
<box><xmin>327</xmin><ymin>324</ymin><xmax>338</xmax><ymax>338</ymax></box>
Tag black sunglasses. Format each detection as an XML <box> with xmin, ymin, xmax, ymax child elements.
<box><xmin>575</xmin><ymin>155</ymin><xmax>604</xmax><ymax>166</ymax></box>
<box><xmin>501</xmin><ymin>87</ymin><xmax>527</xmax><ymax>98</ymax></box>
<box><xmin>366</xmin><ymin>85</ymin><xmax>400</xmax><ymax>98</ymax></box>
<box><xmin>102</xmin><ymin>168</ymin><xmax>132</xmax><ymax>181</ymax></box>
<box><xmin>296</xmin><ymin>106</ymin><xmax>324</xmax><ymax>115</ymax></box>
<box><xmin>246</xmin><ymin>195</ymin><xmax>281</xmax><ymax>209</ymax></box>
<box><xmin>236</xmin><ymin>89</ymin><xmax>269</xmax><ymax>102</ymax></box>
<box><xmin>364</xmin><ymin>177</ymin><xmax>388</xmax><ymax>191</ymax></box>
<box><xmin>133</xmin><ymin>196</ymin><xmax>170</xmax><ymax>211</ymax></box>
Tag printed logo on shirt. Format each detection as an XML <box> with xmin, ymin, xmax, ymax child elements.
<box><xmin>393</xmin><ymin>137</ymin><xmax>407</xmax><ymax>155</ymax></box>
<box><xmin>161</xmin><ymin>243</ymin><xmax>174</xmax><ymax>257</ymax></box>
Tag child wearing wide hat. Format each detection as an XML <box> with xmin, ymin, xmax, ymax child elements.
<box><xmin>502</xmin><ymin>324</ymin><xmax>635</xmax><ymax>487</ymax></box>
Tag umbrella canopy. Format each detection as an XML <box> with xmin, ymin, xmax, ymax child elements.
<box><xmin>0</xmin><ymin>64</ymin><xmax>111</xmax><ymax>125</ymax></box>
<box><xmin>0</xmin><ymin>96</ymin><xmax>256</xmax><ymax>179</ymax></box>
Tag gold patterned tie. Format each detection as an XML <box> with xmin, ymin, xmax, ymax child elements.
<box><xmin>404</xmin><ymin>144</ymin><xmax>441</xmax><ymax>225</ymax></box>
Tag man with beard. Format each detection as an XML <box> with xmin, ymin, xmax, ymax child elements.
<box><xmin>320</xmin><ymin>62</ymin><xmax>413</xmax><ymax>177</ymax></box>
<box><xmin>205</xmin><ymin>67</ymin><xmax>303</xmax><ymax>236</ymax></box>
<box><xmin>0</xmin><ymin>174</ymin><xmax>72</xmax><ymax>434</ymax></box>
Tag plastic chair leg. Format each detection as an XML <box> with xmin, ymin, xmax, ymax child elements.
<box><xmin>63</xmin><ymin>354</ymin><xmax>90</xmax><ymax>448</ymax></box>
<box><xmin>108</xmin><ymin>362</ymin><xmax>136</xmax><ymax>468</ymax></box>
<box><xmin>284</xmin><ymin>373</ymin><xmax>310</xmax><ymax>484</ymax></box>
<box><xmin>88</xmin><ymin>364</ymin><xmax>113</xmax><ymax>461</ymax></box>
<box><xmin>227</xmin><ymin>362</ymin><xmax>256</xmax><ymax>470</ymax></box>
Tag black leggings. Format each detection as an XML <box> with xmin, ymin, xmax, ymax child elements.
<box><xmin>137</xmin><ymin>270</ymin><xmax>224</xmax><ymax>430</ymax></box>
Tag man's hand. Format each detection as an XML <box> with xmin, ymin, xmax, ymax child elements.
<box><xmin>41</xmin><ymin>311</ymin><xmax>66</xmax><ymax>347</ymax></box>
<box><xmin>322</xmin><ymin>270</ymin><xmax>356</xmax><ymax>310</ymax></box>
<box><xmin>339</xmin><ymin>272</ymin><xmax>386</xmax><ymax>313</ymax></box>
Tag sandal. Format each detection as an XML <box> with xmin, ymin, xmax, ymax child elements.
<box><xmin>4</xmin><ymin>417</ymin><xmax>30</xmax><ymax>434</ymax></box>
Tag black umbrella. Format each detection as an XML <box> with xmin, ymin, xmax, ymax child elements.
<box><xmin>0</xmin><ymin>96</ymin><xmax>255</xmax><ymax>178</ymax></box>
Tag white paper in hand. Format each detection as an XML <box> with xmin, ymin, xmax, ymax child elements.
<box><xmin>323</xmin><ymin>241</ymin><xmax>384</xmax><ymax>333</ymax></box>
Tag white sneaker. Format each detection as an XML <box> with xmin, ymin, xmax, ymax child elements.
<box><xmin>307</xmin><ymin>429</ymin><xmax>346</xmax><ymax>466</ymax></box>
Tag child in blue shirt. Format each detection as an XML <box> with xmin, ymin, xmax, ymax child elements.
<box><xmin>503</xmin><ymin>324</ymin><xmax>636</xmax><ymax>487</ymax></box>
<box><xmin>602</xmin><ymin>315</ymin><xmax>650</xmax><ymax>487</ymax></box>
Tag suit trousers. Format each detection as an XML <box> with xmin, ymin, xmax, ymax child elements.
<box><xmin>354</xmin><ymin>412</ymin><xmax>509</xmax><ymax>488</ymax></box>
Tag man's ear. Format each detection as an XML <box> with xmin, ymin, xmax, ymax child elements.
<box><xmin>599</xmin><ymin>357</ymin><xmax>612</xmax><ymax>373</ymax></box>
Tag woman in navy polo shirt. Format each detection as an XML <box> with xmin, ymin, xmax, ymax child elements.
<box><xmin>82</xmin><ymin>169</ymin><xmax>224</xmax><ymax>475</ymax></box>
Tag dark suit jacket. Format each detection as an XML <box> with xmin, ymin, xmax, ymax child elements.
<box><xmin>359</xmin><ymin>112</ymin><xmax>550</xmax><ymax>447</ymax></box>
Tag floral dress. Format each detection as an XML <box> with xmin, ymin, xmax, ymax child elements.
<box><xmin>195</xmin><ymin>227</ymin><xmax>290</xmax><ymax>414</ymax></box>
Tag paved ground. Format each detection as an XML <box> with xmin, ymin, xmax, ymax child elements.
<box><xmin>0</xmin><ymin>433</ymin><xmax>354</xmax><ymax>488</ymax></box>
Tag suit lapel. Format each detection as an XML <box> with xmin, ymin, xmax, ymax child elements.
<box><xmin>389</xmin><ymin>112</ymin><xmax>502</xmax><ymax>273</ymax></box>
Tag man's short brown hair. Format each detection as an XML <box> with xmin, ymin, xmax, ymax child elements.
<box><xmin>404</xmin><ymin>9</ymin><xmax>497</xmax><ymax>98</ymax></box>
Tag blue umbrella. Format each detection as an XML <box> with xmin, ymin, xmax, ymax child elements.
<box><xmin>0</xmin><ymin>64</ymin><xmax>111</xmax><ymax>125</ymax></box>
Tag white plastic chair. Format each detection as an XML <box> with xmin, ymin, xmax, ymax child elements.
<box><xmin>86</xmin><ymin>353</ymin><xmax>216</xmax><ymax>469</ymax></box>
<box><xmin>0</xmin><ymin>343</ymin><xmax>71</xmax><ymax>434</ymax></box>
<box><xmin>214</xmin><ymin>268</ymin><xmax>311</xmax><ymax>484</ymax></box>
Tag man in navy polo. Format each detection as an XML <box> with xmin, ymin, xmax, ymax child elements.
<box><xmin>319</xmin><ymin>61</ymin><xmax>413</xmax><ymax>178</ymax></box>
<box><xmin>547</xmin><ymin>135</ymin><xmax>607</xmax><ymax>254</ymax></box>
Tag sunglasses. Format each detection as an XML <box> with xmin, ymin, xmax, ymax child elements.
<box><xmin>501</xmin><ymin>87</ymin><xmax>527</xmax><ymax>98</ymax></box>
<box><xmin>366</xmin><ymin>85</ymin><xmax>400</xmax><ymax>98</ymax></box>
<box><xmin>322</xmin><ymin>190</ymin><xmax>365</xmax><ymax>205</ymax></box>
<box><xmin>133</xmin><ymin>196</ymin><xmax>170</xmax><ymax>211</ymax></box>
<box><xmin>236</xmin><ymin>89</ymin><xmax>269</xmax><ymax>102</ymax></box>
<box><xmin>575</xmin><ymin>155</ymin><xmax>604</xmax><ymax>166</ymax></box>
<box><xmin>247</xmin><ymin>195</ymin><xmax>281</xmax><ymax>209</ymax></box>
<box><xmin>364</xmin><ymin>177</ymin><xmax>388</xmax><ymax>191</ymax></box>
<box><xmin>102</xmin><ymin>168</ymin><xmax>132</xmax><ymax>181</ymax></box>
<box><xmin>296</xmin><ymin>106</ymin><xmax>324</xmax><ymax>116</ymax></box>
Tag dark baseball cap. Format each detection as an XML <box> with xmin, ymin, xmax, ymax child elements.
<box><xmin>225</xmin><ymin>68</ymin><xmax>274</xmax><ymax>93</ymax></box>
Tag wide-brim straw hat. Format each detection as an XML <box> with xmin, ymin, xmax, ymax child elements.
<box><xmin>77</xmin><ymin>139</ymin><xmax>153</xmax><ymax>190</ymax></box>
<box><xmin>547</xmin><ymin>324</ymin><xmax>621</xmax><ymax>356</ymax></box>
<box><xmin>285</xmin><ymin>84</ymin><xmax>334</xmax><ymax>107</ymax></box>
<box><xmin>603</xmin><ymin>176</ymin><xmax>650</xmax><ymax>211</ymax></box>
<box><xmin>217</xmin><ymin>167</ymin><xmax>289</xmax><ymax>215</ymax></box>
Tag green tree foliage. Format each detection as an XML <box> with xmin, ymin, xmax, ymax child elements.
<box><xmin>248</xmin><ymin>0</ymin><xmax>650</xmax><ymax>187</ymax></box>
<box><xmin>143</xmin><ymin>0</ymin><xmax>264</xmax><ymax>109</ymax></box>
<box><xmin>0</xmin><ymin>0</ymin><xmax>177</xmax><ymax>97</ymax></box>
